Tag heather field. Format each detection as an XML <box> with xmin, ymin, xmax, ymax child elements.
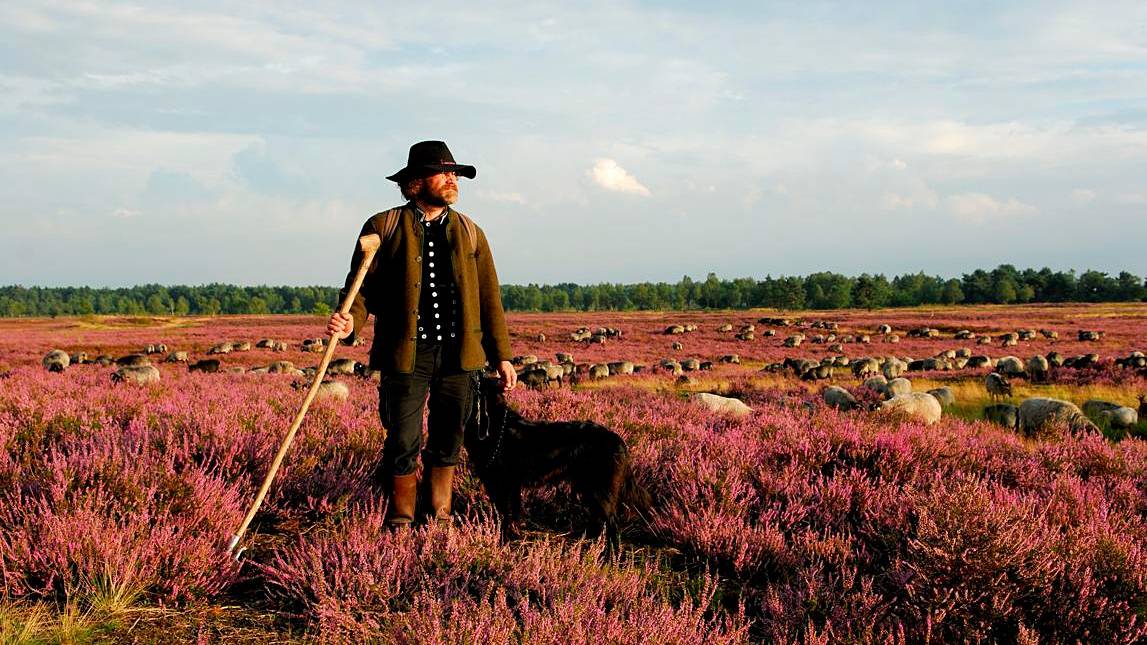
<box><xmin>2</xmin><ymin>304</ymin><xmax>1147</xmax><ymax>643</ymax></box>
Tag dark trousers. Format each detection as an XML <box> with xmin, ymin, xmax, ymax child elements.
<box><xmin>378</xmin><ymin>342</ymin><xmax>479</xmax><ymax>476</ymax></box>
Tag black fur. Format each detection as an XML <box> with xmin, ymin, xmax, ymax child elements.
<box><xmin>464</xmin><ymin>377</ymin><xmax>643</xmax><ymax>552</ymax></box>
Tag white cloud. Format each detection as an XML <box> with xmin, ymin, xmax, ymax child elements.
<box><xmin>1116</xmin><ymin>193</ymin><xmax>1147</xmax><ymax>205</ymax></box>
<box><xmin>588</xmin><ymin>159</ymin><xmax>650</xmax><ymax>196</ymax></box>
<box><xmin>882</xmin><ymin>190</ymin><xmax>938</xmax><ymax>211</ymax></box>
<box><xmin>1071</xmin><ymin>188</ymin><xmax>1095</xmax><ymax>204</ymax></box>
<box><xmin>946</xmin><ymin>193</ymin><xmax>1037</xmax><ymax>222</ymax></box>
<box><xmin>111</xmin><ymin>207</ymin><xmax>140</xmax><ymax>218</ymax></box>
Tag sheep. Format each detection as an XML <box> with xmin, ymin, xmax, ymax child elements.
<box><xmin>208</xmin><ymin>343</ymin><xmax>233</xmax><ymax>355</ymax></box>
<box><xmin>927</xmin><ymin>387</ymin><xmax>956</xmax><ymax>409</ymax></box>
<box><xmin>863</xmin><ymin>375</ymin><xmax>889</xmax><ymax>395</ymax></box>
<box><xmin>293</xmin><ymin>379</ymin><xmax>350</xmax><ymax>402</ymax></box>
<box><xmin>511</xmin><ymin>354</ymin><xmax>539</xmax><ymax>367</ymax></box>
<box><xmin>717</xmin><ymin>323</ymin><xmax>733</xmax><ymax>333</ymax></box>
<box><xmin>998</xmin><ymin>332</ymin><xmax>1019</xmax><ymax>347</ymax></box>
<box><xmin>995</xmin><ymin>356</ymin><xmax>1026</xmax><ymax>377</ymax></box>
<box><xmin>783</xmin><ymin>335</ymin><xmax>803</xmax><ymax>348</ymax></box>
<box><xmin>955</xmin><ymin>330</ymin><xmax>976</xmax><ymax>340</ymax></box>
<box><xmin>822</xmin><ymin>385</ymin><xmax>858</xmax><ymax>411</ymax></box>
<box><xmin>877</xmin><ymin>392</ymin><xmax>942</xmax><ymax>425</ymax></box>
<box><xmin>607</xmin><ymin>360</ymin><xmax>635</xmax><ymax>376</ymax></box>
<box><xmin>555</xmin><ymin>352</ymin><xmax>574</xmax><ymax>364</ymax></box>
<box><xmin>718</xmin><ymin>354</ymin><xmax>741</xmax><ymax>364</ymax></box>
<box><xmin>112</xmin><ymin>365</ymin><xmax>160</xmax><ymax>385</ymax></box>
<box><xmin>94</xmin><ymin>355</ymin><xmax>114</xmax><ymax>366</ymax></box>
<box><xmin>828</xmin><ymin>343</ymin><xmax>844</xmax><ymax>354</ymax></box>
<box><xmin>985</xmin><ymin>373</ymin><xmax>1012</xmax><ymax>401</ymax></box>
<box><xmin>683</xmin><ymin>324</ymin><xmax>698</xmax><ymax>333</ymax></box>
<box><xmin>1077</xmin><ymin>330</ymin><xmax>1102</xmax><ymax>342</ymax></box>
<box><xmin>1017</xmin><ymin>329</ymin><xmax>1037</xmax><ymax>341</ymax></box>
<box><xmin>977</xmin><ymin>335</ymin><xmax>993</xmax><ymax>345</ymax></box>
<box><xmin>267</xmin><ymin>360</ymin><xmax>295</xmax><ymax>374</ymax></box>
<box><xmin>664</xmin><ymin>325</ymin><xmax>685</xmax><ymax>335</ymax></box>
<box><xmin>1026</xmin><ymin>355</ymin><xmax>1050</xmax><ymax>382</ymax></box>
<box><xmin>881</xmin><ymin>358</ymin><xmax>906</xmax><ymax>380</ymax></box>
<box><xmin>328</xmin><ymin>358</ymin><xmax>359</xmax><ymax>376</ymax></box>
<box><xmin>189</xmin><ymin>359</ymin><xmax>221</xmax><ymax>374</ymax></box>
<box><xmin>659</xmin><ymin>359</ymin><xmax>683</xmax><ymax>376</ymax></box>
<box><xmin>42</xmin><ymin>349</ymin><xmax>71</xmax><ymax>372</ymax></box>
<box><xmin>116</xmin><ymin>354</ymin><xmax>151</xmax><ymax>367</ymax></box>
<box><xmin>692</xmin><ymin>392</ymin><xmax>752</xmax><ymax>417</ymax></box>
<box><xmin>857</xmin><ymin>335</ymin><xmax>871</xmax><ymax>344</ymax></box>
<box><xmin>671</xmin><ymin>341</ymin><xmax>684</xmax><ymax>350</ymax></box>
<box><xmin>272</xmin><ymin>341</ymin><xmax>289</xmax><ymax>352</ymax></box>
<box><xmin>588</xmin><ymin>363</ymin><xmax>610</xmax><ymax>379</ymax></box>
<box><xmin>954</xmin><ymin>348</ymin><xmax>972</xmax><ymax>359</ymax></box>
<box><xmin>885</xmin><ymin>334</ymin><xmax>900</xmax><ymax>344</ymax></box>
<box><xmin>144</xmin><ymin>343</ymin><xmax>168</xmax><ymax>355</ymax></box>
<box><xmin>256</xmin><ymin>339</ymin><xmax>275</xmax><ymax>349</ymax></box>
<box><xmin>1018</xmin><ymin>397</ymin><xmax>1099</xmax><ymax>437</ymax></box>
<box><xmin>735</xmin><ymin>331</ymin><xmax>755</xmax><ymax>341</ymax></box>
<box><xmin>832</xmin><ymin>356</ymin><xmax>849</xmax><ymax>368</ymax></box>
<box><xmin>1039</xmin><ymin>329</ymin><xmax>1058</xmax><ymax>340</ymax></box>
<box><xmin>966</xmin><ymin>355</ymin><xmax>993</xmax><ymax>369</ymax></box>
<box><xmin>762</xmin><ymin>329</ymin><xmax>777</xmax><ymax>338</ymax></box>
<box><xmin>69</xmin><ymin>352</ymin><xmax>90</xmax><ymax>365</ymax></box>
<box><xmin>884</xmin><ymin>377</ymin><xmax>912</xmax><ymax>399</ymax></box>
<box><xmin>519</xmin><ymin>368</ymin><xmax>548</xmax><ymax>390</ymax></box>
<box><xmin>680</xmin><ymin>358</ymin><xmax>701</xmax><ymax>372</ymax></box>
<box><xmin>800</xmin><ymin>364</ymin><xmax>833</xmax><ymax>381</ymax></box>
<box><xmin>877</xmin><ymin>324</ymin><xmax>892</xmax><ymax>335</ymax></box>
<box><xmin>739</xmin><ymin>324</ymin><xmax>756</xmax><ymax>334</ymax></box>
<box><xmin>983</xmin><ymin>403</ymin><xmax>1019</xmax><ymax>430</ymax></box>
<box><xmin>1081</xmin><ymin>400</ymin><xmax>1139</xmax><ymax>432</ymax></box>
<box><xmin>165</xmin><ymin>351</ymin><xmax>189</xmax><ymax>363</ymax></box>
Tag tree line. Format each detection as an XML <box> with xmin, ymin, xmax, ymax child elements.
<box><xmin>1</xmin><ymin>266</ymin><xmax>1145</xmax><ymax>317</ymax></box>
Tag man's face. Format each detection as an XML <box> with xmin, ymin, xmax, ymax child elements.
<box><xmin>416</xmin><ymin>171</ymin><xmax>459</xmax><ymax>207</ymax></box>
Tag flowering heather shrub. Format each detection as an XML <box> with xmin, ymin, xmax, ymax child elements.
<box><xmin>0</xmin><ymin>308</ymin><xmax>1145</xmax><ymax>641</ymax></box>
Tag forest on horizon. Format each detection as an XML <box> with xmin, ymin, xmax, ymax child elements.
<box><xmin>2</xmin><ymin>265</ymin><xmax>1145</xmax><ymax>317</ymax></box>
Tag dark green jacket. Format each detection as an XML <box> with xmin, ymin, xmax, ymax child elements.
<box><xmin>339</xmin><ymin>204</ymin><xmax>513</xmax><ymax>373</ymax></box>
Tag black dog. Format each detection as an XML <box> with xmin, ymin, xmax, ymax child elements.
<box><xmin>464</xmin><ymin>377</ymin><xmax>643</xmax><ymax>552</ymax></box>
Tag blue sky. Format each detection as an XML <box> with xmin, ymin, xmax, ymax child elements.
<box><xmin>1</xmin><ymin>1</ymin><xmax>1145</xmax><ymax>287</ymax></box>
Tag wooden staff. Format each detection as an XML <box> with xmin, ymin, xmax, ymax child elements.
<box><xmin>227</xmin><ymin>232</ymin><xmax>381</xmax><ymax>557</ymax></box>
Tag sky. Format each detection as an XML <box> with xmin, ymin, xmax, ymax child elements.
<box><xmin>1</xmin><ymin>1</ymin><xmax>1145</xmax><ymax>287</ymax></box>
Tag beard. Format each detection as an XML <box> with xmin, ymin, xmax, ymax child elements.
<box><xmin>417</xmin><ymin>182</ymin><xmax>458</xmax><ymax>207</ymax></box>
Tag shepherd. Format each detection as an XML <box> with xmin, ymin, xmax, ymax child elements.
<box><xmin>327</xmin><ymin>140</ymin><xmax>517</xmax><ymax>528</ymax></box>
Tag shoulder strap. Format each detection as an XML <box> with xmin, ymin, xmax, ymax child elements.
<box><xmin>451</xmin><ymin>210</ymin><xmax>479</xmax><ymax>255</ymax></box>
<box><xmin>378</xmin><ymin>207</ymin><xmax>402</xmax><ymax>243</ymax></box>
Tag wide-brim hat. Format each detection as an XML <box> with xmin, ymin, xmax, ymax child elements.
<box><xmin>386</xmin><ymin>140</ymin><xmax>477</xmax><ymax>183</ymax></box>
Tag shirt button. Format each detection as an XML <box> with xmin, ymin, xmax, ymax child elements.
<box><xmin>421</xmin><ymin>334</ymin><xmax>427</xmax><ymax>339</ymax></box>
<box><xmin>437</xmin><ymin>335</ymin><xmax>442</xmax><ymax>341</ymax></box>
<box><xmin>435</xmin><ymin>313</ymin><xmax>440</xmax><ymax>319</ymax></box>
<box><xmin>432</xmin><ymin>291</ymin><xmax>437</xmax><ymax>297</ymax></box>
<box><xmin>433</xmin><ymin>303</ymin><xmax>439</xmax><ymax>308</ymax></box>
<box><xmin>416</xmin><ymin>256</ymin><xmax>422</xmax><ymax>263</ymax></box>
<box><xmin>429</xmin><ymin>262</ymin><xmax>434</xmax><ymax>268</ymax></box>
<box><xmin>429</xmin><ymin>241</ymin><xmax>434</xmax><ymax>247</ymax></box>
<box><xmin>450</xmin><ymin>333</ymin><xmax>455</xmax><ymax>338</ymax></box>
<box><xmin>428</xmin><ymin>252</ymin><xmax>434</xmax><ymax>257</ymax></box>
<box><xmin>430</xmin><ymin>273</ymin><xmax>435</xmax><ymax>278</ymax></box>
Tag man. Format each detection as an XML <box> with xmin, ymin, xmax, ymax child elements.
<box><xmin>327</xmin><ymin>140</ymin><xmax>517</xmax><ymax>528</ymax></box>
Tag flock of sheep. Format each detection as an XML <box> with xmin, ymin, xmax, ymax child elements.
<box><xmin>39</xmin><ymin>337</ymin><xmax>366</xmax><ymax>401</ymax></box>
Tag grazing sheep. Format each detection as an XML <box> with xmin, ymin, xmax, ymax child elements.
<box><xmin>1018</xmin><ymin>397</ymin><xmax>1098</xmax><ymax>437</ymax></box>
<box><xmin>69</xmin><ymin>352</ymin><xmax>90</xmax><ymax>365</ymax></box>
<box><xmin>881</xmin><ymin>358</ymin><xmax>907</xmax><ymax>380</ymax></box>
<box><xmin>588</xmin><ymin>363</ymin><xmax>610</xmax><ymax>380</ymax></box>
<box><xmin>659</xmin><ymin>359</ymin><xmax>683</xmax><ymax>376</ymax></box>
<box><xmin>1039</xmin><ymin>329</ymin><xmax>1058</xmax><ymax>340</ymax></box>
<box><xmin>927</xmin><ymin>387</ymin><xmax>956</xmax><ymax>409</ymax></box>
<box><xmin>189</xmin><ymin>359</ymin><xmax>221</xmax><ymax>374</ymax></box>
<box><xmin>1026</xmin><ymin>355</ymin><xmax>1050</xmax><ymax>382</ymax></box>
<box><xmin>207</xmin><ymin>343</ymin><xmax>233</xmax><ymax>355</ymax></box>
<box><xmin>94</xmin><ymin>355</ymin><xmax>114</xmax><ymax>366</ymax></box>
<box><xmin>1077</xmin><ymin>330</ymin><xmax>1102</xmax><ymax>342</ymax></box>
<box><xmin>671</xmin><ymin>341</ymin><xmax>684</xmax><ymax>350</ymax></box>
<box><xmin>800</xmin><ymin>364</ymin><xmax>834</xmax><ymax>381</ymax></box>
<box><xmin>832</xmin><ymin>356</ymin><xmax>849</xmax><ymax>368</ymax></box>
<box><xmin>983</xmin><ymin>403</ymin><xmax>1019</xmax><ymax>429</ymax></box>
<box><xmin>735</xmin><ymin>331</ymin><xmax>755</xmax><ymax>341</ymax></box>
<box><xmin>42</xmin><ymin>349</ymin><xmax>71</xmax><ymax>372</ymax></box>
<box><xmin>116</xmin><ymin>354</ymin><xmax>151</xmax><ymax>367</ymax></box>
<box><xmin>293</xmin><ymin>379</ymin><xmax>350</xmax><ymax>402</ymax></box>
<box><xmin>664</xmin><ymin>325</ymin><xmax>685</xmax><ymax>335</ymax></box>
<box><xmin>680</xmin><ymin>358</ymin><xmax>701</xmax><ymax>372</ymax></box>
<box><xmin>884</xmin><ymin>377</ymin><xmax>912</xmax><ymax>399</ymax></box>
<box><xmin>256</xmin><ymin>339</ymin><xmax>275</xmax><ymax>349</ymax></box>
<box><xmin>877</xmin><ymin>324</ymin><xmax>892</xmax><ymax>335</ymax></box>
<box><xmin>536</xmin><ymin>333</ymin><xmax>546</xmax><ymax>342</ymax></box>
<box><xmin>995</xmin><ymin>356</ymin><xmax>1026</xmax><ymax>377</ymax></box>
<box><xmin>857</xmin><ymin>335</ymin><xmax>871</xmax><ymax>344</ymax></box>
<box><xmin>984</xmin><ymin>372</ymin><xmax>1012</xmax><ymax>400</ymax></box>
<box><xmin>863</xmin><ymin>375</ymin><xmax>889</xmax><ymax>394</ymax></box>
<box><xmin>511</xmin><ymin>355</ymin><xmax>539</xmax><ymax>367</ymax></box>
<box><xmin>112</xmin><ymin>365</ymin><xmax>161</xmax><ymax>385</ymax></box>
<box><xmin>966</xmin><ymin>355</ymin><xmax>993</xmax><ymax>369</ymax></box>
<box><xmin>878</xmin><ymin>392</ymin><xmax>942</xmax><ymax>425</ymax></box>
<box><xmin>328</xmin><ymin>358</ymin><xmax>358</xmax><ymax>375</ymax></box>
<box><xmin>1081</xmin><ymin>400</ymin><xmax>1139</xmax><ymax>431</ymax></box>
<box><xmin>783</xmin><ymin>335</ymin><xmax>803</xmax><ymax>348</ymax></box>
<box><xmin>607</xmin><ymin>361</ymin><xmax>635</xmax><ymax>376</ymax></box>
<box><xmin>717</xmin><ymin>323</ymin><xmax>733</xmax><ymax>333</ymax></box>
<box><xmin>272</xmin><ymin>341</ymin><xmax>289</xmax><ymax>352</ymax></box>
<box><xmin>954</xmin><ymin>348</ymin><xmax>972</xmax><ymax>359</ymax></box>
<box><xmin>520</xmin><ymin>368</ymin><xmax>548</xmax><ymax>390</ymax></box>
<box><xmin>165</xmin><ymin>351</ymin><xmax>189</xmax><ymax>363</ymax></box>
<box><xmin>977</xmin><ymin>335</ymin><xmax>992</xmax><ymax>345</ymax></box>
<box><xmin>267</xmin><ymin>360</ymin><xmax>295</xmax><ymax>374</ymax></box>
<box><xmin>955</xmin><ymin>330</ymin><xmax>976</xmax><ymax>340</ymax></box>
<box><xmin>828</xmin><ymin>343</ymin><xmax>844</xmax><ymax>353</ymax></box>
<box><xmin>555</xmin><ymin>352</ymin><xmax>574</xmax><ymax>364</ymax></box>
<box><xmin>692</xmin><ymin>392</ymin><xmax>752</xmax><ymax>417</ymax></box>
<box><xmin>1017</xmin><ymin>329</ymin><xmax>1037</xmax><ymax>341</ymax></box>
<box><xmin>885</xmin><ymin>334</ymin><xmax>900</xmax><ymax>344</ymax></box>
<box><xmin>823</xmin><ymin>385</ymin><xmax>858</xmax><ymax>411</ymax></box>
<box><xmin>718</xmin><ymin>354</ymin><xmax>741</xmax><ymax>364</ymax></box>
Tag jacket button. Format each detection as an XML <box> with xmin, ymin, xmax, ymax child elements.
<box><xmin>416</xmin><ymin>256</ymin><xmax>422</xmax><ymax>262</ymax></box>
<box><xmin>414</xmin><ymin>282</ymin><xmax>420</xmax><ymax>288</ymax></box>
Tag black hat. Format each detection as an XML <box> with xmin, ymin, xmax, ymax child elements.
<box><xmin>386</xmin><ymin>140</ymin><xmax>477</xmax><ymax>183</ymax></box>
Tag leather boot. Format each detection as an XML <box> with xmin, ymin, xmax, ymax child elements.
<box><xmin>428</xmin><ymin>466</ymin><xmax>456</xmax><ymax>525</ymax></box>
<box><xmin>386</xmin><ymin>473</ymin><xmax>418</xmax><ymax>528</ymax></box>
